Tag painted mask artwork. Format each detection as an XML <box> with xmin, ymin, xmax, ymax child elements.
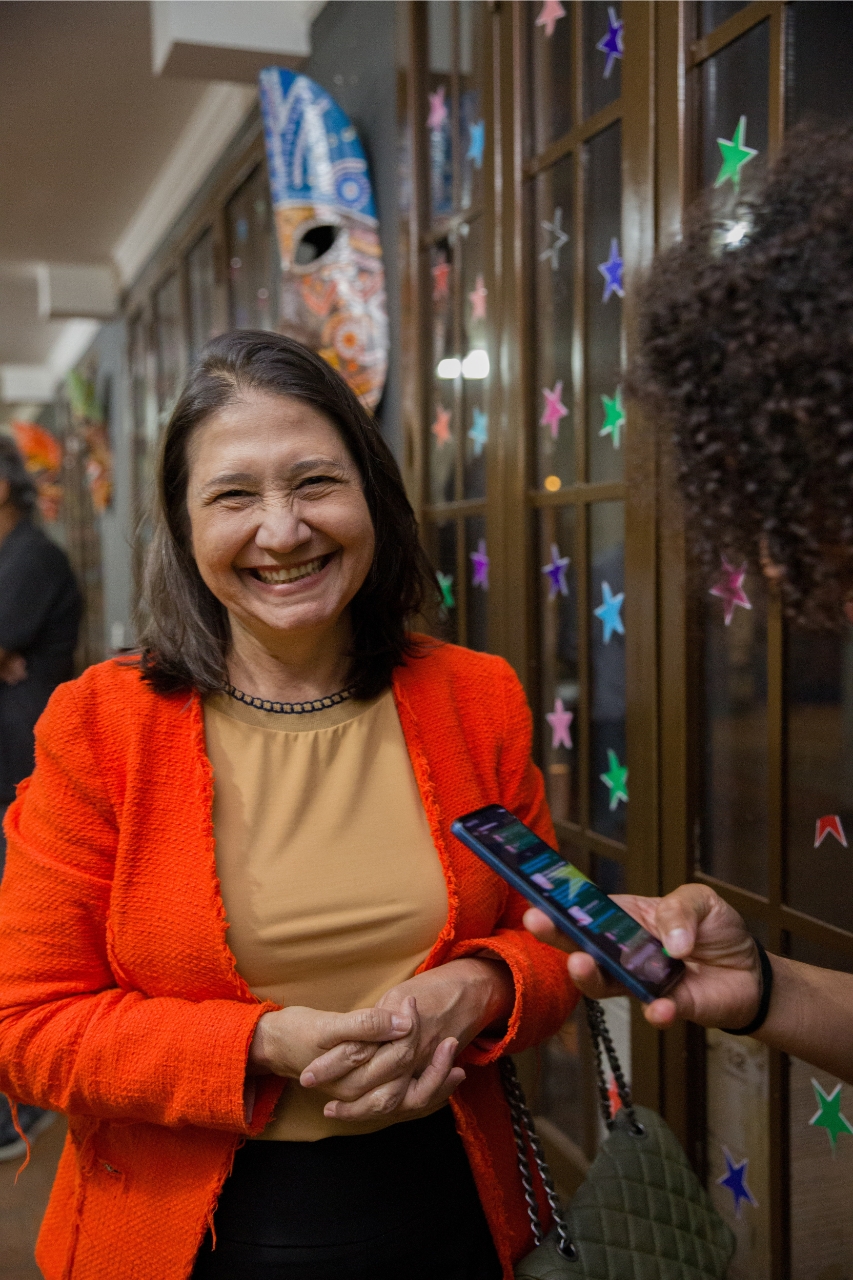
<box><xmin>259</xmin><ymin>67</ymin><xmax>388</xmax><ymax>411</ymax></box>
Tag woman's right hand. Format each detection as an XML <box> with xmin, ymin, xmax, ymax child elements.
<box><xmin>248</xmin><ymin>1003</ymin><xmax>415</xmax><ymax>1089</ymax></box>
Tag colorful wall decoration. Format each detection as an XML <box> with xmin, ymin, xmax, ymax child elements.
<box><xmin>10</xmin><ymin>421</ymin><xmax>64</xmax><ymax>522</ymax></box>
<box><xmin>66</xmin><ymin>369</ymin><xmax>113</xmax><ymax>514</ymax></box>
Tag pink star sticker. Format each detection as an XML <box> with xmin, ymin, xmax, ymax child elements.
<box><xmin>432</xmin><ymin>259</ymin><xmax>451</xmax><ymax>301</ymax></box>
<box><xmin>540</xmin><ymin>381</ymin><xmax>569</xmax><ymax>439</ymax></box>
<box><xmin>709</xmin><ymin>556</ymin><xmax>752</xmax><ymax>626</ymax></box>
<box><xmin>546</xmin><ymin>698</ymin><xmax>573</xmax><ymax>749</ymax></box>
<box><xmin>431</xmin><ymin>405</ymin><xmax>451</xmax><ymax>446</ymax></box>
<box><xmin>469</xmin><ymin>274</ymin><xmax>488</xmax><ymax>320</ymax></box>
<box><xmin>427</xmin><ymin>85</ymin><xmax>448</xmax><ymax>131</ymax></box>
<box><xmin>535</xmin><ymin>0</ymin><xmax>566</xmax><ymax>39</ymax></box>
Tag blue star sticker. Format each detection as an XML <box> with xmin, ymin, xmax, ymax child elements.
<box><xmin>717</xmin><ymin>1148</ymin><xmax>758</xmax><ymax>1217</ymax></box>
<box><xmin>467</xmin><ymin>120</ymin><xmax>485</xmax><ymax>169</ymax></box>
<box><xmin>594</xmin><ymin>581</ymin><xmax>624</xmax><ymax>643</ymax></box>
<box><xmin>468</xmin><ymin>408</ymin><xmax>489</xmax><ymax>456</ymax></box>
<box><xmin>595</xmin><ymin>6</ymin><xmax>624</xmax><ymax>78</ymax></box>
<box><xmin>541</xmin><ymin>543</ymin><xmax>570</xmax><ymax>601</ymax></box>
<box><xmin>598</xmin><ymin>238</ymin><xmax>624</xmax><ymax>303</ymax></box>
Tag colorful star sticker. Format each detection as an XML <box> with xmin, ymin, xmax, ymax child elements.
<box><xmin>709</xmin><ymin>557</ymin><xmax>752</xmax><ymax>626</ymax></box>
<box><xmin>541</xmin><ymin>381</ymin><xmax>569</xmax><ymax>440</ymax></box>
<box><xmin>467</xmin><ymin>120</ymin><xmax>485</xmax><ymax>169</ymax></box>
<box><xmin>809</xmin><ymin>1079</ymin><xmax>853</xmax><ymax>1151</ymax></box>
<box><xmin>600</xmin><ymin>749</ymin><xmax>628</xmax><ymax>810</ymax></box>
<box><xmin>815</xmin><ymin>815</ymin><xmax>848</xmax><ymax>848</ymax></box>
<box><xmin>468</xmin><ymin>408</ymin><xmax>489</xmax><ymax>456</ymax></box>
<box><xmin>717</xmin><ymin>1148</ymin><xmax>758</xmax><ymax>1216</ymax></box>
<box><xmin>469</xmin><ymin>274</ymin><xmax>488</xmax><ymax>321</ymax></box>
<box><xmin>470</xmin><ymin>539</ymin><xmax>489</xmax><ymax>589</ymax></box>
<box><xmin>431</xmin><ymin>405</ymin><xmax>452</xmax><ymax>447</ymax></box>
<box><xmin>432</xmin><ymin>259</ymin><xmax>451</xmax><ymax>301</ymax></box>
<box><xmin>599</xmin><ymin>388</ymin><xmax>625</xmax><ymax>449</ymax></box>
<box><xmin>539</xmin><ymin>207</ymin><xmax>569</xmax><ymax>271</ymax></box>
<box><xmin>546</xmin><ymin>698</ymin><xmax>573</xmax><ymax>750</ymax></box>
<box><xmin>535</xmin><ymin>0</ymin><xmax>566</xmax><ymax>38</ymax></box>
<box><xmin>594</xmin><ymin>581</ymin><xmax>625</xmax><ymax>643</ymax></box>
<box><xmin>596</xmin><ymin>6</ymin><xmax>624</xmax><ymax>78</ymax></box>
<box><xmin>598</xmin><ymin>237</ymin><xmax>624</xmax><ymax>302</ymax></box>
<box><xmin>427</xmin><ymin>84</ymin><xmax>448</xmax><ymax>131</ymax></box>
<box><xmin>436</xmin><ymin>571</ymin><xmax>455</xmax><ymax>611</ymax></box>
<box><xmin>715</xmin><ymin>116</ymin><xmax>758</xmax><ymax>191</ymax></box>
<box><xmin>541</xmin><ymin>543</ymin><xmax>570</xmax><ymax>601</ymax></box>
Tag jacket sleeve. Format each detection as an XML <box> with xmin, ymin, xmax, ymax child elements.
<box><xmin>0</xmin><ymin>682</ymin><xmax>282</xmax><ymax>1135</ymax></box>
<box><xmin>448</xmin><ymin>659</ymin><xmax>579</xmax><ymax>1064</ymax></box>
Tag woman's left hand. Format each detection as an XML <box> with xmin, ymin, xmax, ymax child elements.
<box><xmin>300</xmin><ymin>958</ymin><xmax>514</xmax><ymax>1120</ymax></box>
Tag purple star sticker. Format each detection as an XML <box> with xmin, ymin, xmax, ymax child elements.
<box><xmin>717</xmin><ymin>1148</ymin><xmax>758</xmax><ymax>1217</ymax></box>
<box><xmin>470</xmin><ymin>539</ymin><xmax>489</xmax><ymax>590</ymax></box>
<box><xmin>596</xmin><ymin>6</ymin><xmax>624</xmax><ymax>78</ymax></box>
<box><xmin>541</xmin><ymin>543</ymin><xmax>570</xmax><ymax>601</ymax></box>
<box><xmin>546</xmin><ymin>698</ymin><xmax>573</xmax><ymax>750</ymax></box>
<box><xmin>598</xmin><ymin>238</ymin><xmax>624</xmax><ymax>303</ymax></box>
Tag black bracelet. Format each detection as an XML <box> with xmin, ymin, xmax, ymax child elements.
<box><xmin>720</xmin><ymin>938</ymin><xmax>774</xmax><ymax>1036</ymax></box>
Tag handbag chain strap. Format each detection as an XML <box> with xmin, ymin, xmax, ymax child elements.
<box><xmin>501</xmin><ymin>998</ymin><xmax>645</xmax><ymax>1260</ymax></box>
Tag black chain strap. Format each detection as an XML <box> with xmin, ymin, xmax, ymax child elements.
<box><xmin>501</xmin><ymin>998</ymin><xmax>645</xmax><ymax>1260</ymax></box>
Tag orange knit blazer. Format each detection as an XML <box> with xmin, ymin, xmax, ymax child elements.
<box><xmin>0</xmin><ymin>639</ymin><xmax>576</xmax><ymax>1280</ymax></box>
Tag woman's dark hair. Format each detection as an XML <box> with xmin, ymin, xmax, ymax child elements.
<box><xmin>631</xmin><ymin>119</ymin><xmax>853</xmax><ymax>624</ymax></box>
<box><xmin>0</xmin><ymin>435</ymin><xmax>38</xmax><ymax>517</ymax></box>
<box><xmin>137</xmin><ymin>331</ymin><xmax>437</xmax><ymax>698</ymax></box>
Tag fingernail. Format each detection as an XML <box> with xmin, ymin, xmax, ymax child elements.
<box><xmin>666</xmin><ymin>928</ymin><xmax>689</xmax><ymax>954</ymax></box>
<box><xmin>391</xmin><ymin>1016</ymin><xmax>411</xmax><ymax>1031</ymax></box>
<box><xmin>301</xmin><ymin>1071</ymin><xmax>315</xmax><ymax>1088</ymax></box>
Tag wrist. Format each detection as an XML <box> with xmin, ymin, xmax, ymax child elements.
<box><xmin>721</xmin><ymin>938</ymin><xmax>774</xmax><ymax>1037</ymax></box>
<box><xmin>247</xmin><ymin>1013</ymin><xmax>275</xmax><ymax>1075</ymax></box>
<box><xmin>470</xmin><ymin>954</ymin><xmax>515</xmax><ymax>1036</ymax></box>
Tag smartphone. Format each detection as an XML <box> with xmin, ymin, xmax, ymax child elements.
<box><xmin>451</xmin><ymin>804</ymin><xmax>684</xmax><ymax>1003</ymax></box>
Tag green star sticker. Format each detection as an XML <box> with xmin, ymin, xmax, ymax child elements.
<box><xmin>715</xmin><ymin>115</ymin><xmax>758</xmax><ymax>191</ymax></box>
<box><xmin>809</xmin><ymin>1079</ymin><xmax>853</xmax><ymax>1152</ymax></box>
<box><xmin>436</xmin><ymin>571</ymin><xmax>455</xmax><ymax>611</ymax></box>
<box><xmin>600</xmin><ymin>749</ymin><xmax>628</xmax><ymax>811</ymax></box>
<box><xmin>600</xmin><ymin>388</ymin><xmax>625</xmax><ymax>449</ymax></box>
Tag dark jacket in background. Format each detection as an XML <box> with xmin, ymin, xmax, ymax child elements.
<box><xmin>0</xmin><ymin>520</ymin><xmax>81</xmax><ymax>802</ymax></box>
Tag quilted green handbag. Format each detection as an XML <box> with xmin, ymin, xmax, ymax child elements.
<box><xmin>505</xmin><ymin>1000</ymin><xmax>736</xmax><ymax>1280</ymax></box>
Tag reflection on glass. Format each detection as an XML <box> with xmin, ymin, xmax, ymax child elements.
<box><xmin>589</xmin><ymin>502</ymin><xmax>626</xmax><ymax>843</ymax></box>
<box><xmin>584</xmin><ymin>122</ymin><xmax>623</xmax><ymax>485</ymax></box>
<box><xmin>527</xmin><ymin>0</ymin><xmax>572</xmax><ymax>156</ymax></box>
<box><xmin>582</xmin><ymin>1</ymin><xmax>622</xmax><ymax>120</ymax></box>
<box><xmin>592</xmin><ymin>853</ymin><xmax>624</xmax><ymax>894</ymax></box>
<box><xmin>787</xmin><ymin>1</ymin><xmax>853</xmax><ymax>125</ymax></box>
<box><xmin>706</xmin><ymin>1029</ymin><xmax>770</xmax><ymax>1279</ymax></box>
<box><xmin>226</xmin><ymin>165</ymin><xmax>280</xmax><ymax>332</ymax></box>
<box><xmin>458</xmin><ymin>0</ymin><xmax>486</xmax><ymax>211</ymax></box>
<box><xmin>538</xmin><ymin>506</ymin><xmax>579</xmax><ymax>824</ymax></box>
<box><xmin>790</xmin><ymin>1046</ymin><xmax>853</xmax><ymax>1276</ymax></box>
<box><xmin>187</xmin><ymin>228</ymin><xmax>216</xmax><ymax>363</ymax></box>
<box><xmin>429</xmin><ymin>237</ymin><xmax>457</xmax><ymax>504</ymax></box>
<box><xmin>534</xmin><ymin>158</ymin><xmax>575</xmax><ymax>488</ymax></box>
<box><xmin>153</xmin><ymin>272</ymin><xmax>185</xmax><ymax>426</ymax></box>
<box><xmin>426</xmin><ymin>518</ymin><xmax>458</xmax><ymax>645</ymax></box>
<box><xmin>699</xmin><ymin>1</ymin><xmax>749</xmax><ymax>37</ymax></box>
<box><xmin>701</xmin><ymin>22</ymin><xmax>769</xmax><ymax>191</ymax></box>
<box><xmin>700</xmin><ymin>570</ymin><xmax>768</xmax><ymax>894</ymax></box>
<box><xmin>465</xmin><ymin>514</ymin><xmax>488</xmax><ymax>651</ymax></box>
<box><xmin>428</xmin><ymin>1</ymin><xmax>454</xmax><ymax>219</ymax></box>
<box><xmin>785</xmin><ymin>625</ymin><xmax>853</xmax><ymax>931</ymax></box>
<box><xmin>461</xmin><ymin>216</ymin><xmax>487</xmax><ymax>499</ymax></box>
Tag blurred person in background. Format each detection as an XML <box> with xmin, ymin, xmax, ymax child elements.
<box><xmin>0</xmin><ymin>434</ymin><xmax>80</xmax><ymax>1160</ymax></box>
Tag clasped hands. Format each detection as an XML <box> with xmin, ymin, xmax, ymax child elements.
<box><xmin>248</xmin><ymin>957</ymin><xmax>514</xmax><ymax>1123</ymax></box>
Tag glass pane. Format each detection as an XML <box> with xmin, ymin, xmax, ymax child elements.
<box><xmin>187</xmin><ymin>227</ymin><xmax>216</xmax><ymax>363</ymax></box>
<box><xmin>153</xmin><ymin>271</ymin><xmax>184</xmax><ymax>427</ymax></box>
<box><xmin>584</xmin><ymin>122</ymin><xmax>623</xmax><ymax>485</ymax></box>
<box><xmin>425</xmin><ymin>518</ymin><xmax>458</xmax><ymax>645</ymax></box>
<box><xmin>427</xmin><ymin>0</ymin><xmax>454</xmax><ymax>220</ymax></box>
<box><xmin>459</xmin><ymin>0</ymin><xmax>487</xmax><ymax>212</ymax></box>
<box><xmin>701</xmin><ymin>21</ymin><xmax>769</xmax><ymax>192</ymax></box>
<box><xmin>227</xmin><ymin>165</ymin><xmax>280</xmax><ymax>332</ymax></box>
<box><xmin>461</xmin><ymin>216</ymin><xmax>488</xmax><ymax>499</ymax></box>
<box><xmin>787</xmin><ymin>1</ymin><xmax>853</xmax><ymax>126</ymax></box>
<box><xmin>527</xmin><ymin>0</ymin><xmax>573</xmax><ymax>156</ymax></box>
<box><xmin>537</xmin><ymin>505</ymin><xmax>579</xmax><ymax>825</ymax></box>
<box><xmin>465</xmin><ymin>514</ymin><xmax>488</xmax><ymax>651</ymax></box>
<box><xmin>590</xmin><ymin>502</ymin><xmax>626</xmax><ymax>843</ymax></box>
<box><xmin>699</xmin><ymin>2</ymin><xmax>750</xmax><ymax>38</ymax></box>
<box><xmin>785</xmin><ymin>625</ymin><xmax>853</xmax><ymax>931</ymax></box>
<box><xmin>130</xmin><ymin>314</ymin><xmax>156</xmax><ymax>547</ymax></box>
<box><xmin>592</xmin><ymin>852</ymin><xmax>625</xmax><ymax>894</ymax></box>
<box><xmin>706</xmin><ymin>1029</ymin><xmax>770</xmax><ymax>1279</ymax></box>
<box><xmin>537</xmin><ymin>1001</ymin><xmax>591</xmax><ymax>1157</ymax></box>
<box><xmin>534</xmin><ymin>157</ymin><xmax>575</xmax><ymax>489</ymax></box>
<box><xmin>790</xmin><ymin>1055</ymin><xmax>853</xmax><ymax>1276</ymax></box>
<box><xmin>429</xmin><ymin>237</ymin><xmax>457</xmax><ymax>504</ymax></box>
<box><xmin>700</xmin><ymin>569</ymin><xmax>768</xmax><ymax>894</ymax></box>
<box><xmin>582</xmin><ymin>1</ymin><xmax>622</xmax><ymax>120</ymax></box>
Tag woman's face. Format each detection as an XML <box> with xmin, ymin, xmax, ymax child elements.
<box><xmin>186</xmin><ymin>390</ymin><xmax>375</xmax><ymax>649</ymax></box>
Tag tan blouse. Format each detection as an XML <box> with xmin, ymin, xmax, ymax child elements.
<box><xmin>204</xmin><ymin>688</ymin><xmax>449</xmax><ymax>1140</ymax></box>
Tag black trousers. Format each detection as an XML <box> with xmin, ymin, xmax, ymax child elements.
<box><xmin>191</xmin><ymin>1106</ymin><xmax>503</xmax><ymax>1280</ymax></box>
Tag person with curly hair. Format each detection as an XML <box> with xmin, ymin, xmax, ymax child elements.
<box><xmin>527</xmin><ymin>120</ymin><xmax>853</xmax><ymax>1081</ymax></box>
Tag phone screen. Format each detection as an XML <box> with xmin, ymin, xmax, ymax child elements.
<box><xmin>454</xmin><ymin>804</ymin><xmax>683</xmax><ymax>1000</ymax></box>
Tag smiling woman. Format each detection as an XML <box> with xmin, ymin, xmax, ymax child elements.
<box><xmin>0</xmin><ymin>331</ymin><xmax>575</xmax><ymax>1280</ymax></box>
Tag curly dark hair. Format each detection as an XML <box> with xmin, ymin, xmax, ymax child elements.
<box><xmin>137</xmin><ymin>331</ymin><xmax>437</xmax><ymax>699</ymax></box>
<box><xmin>632</xmin><ymin>120</ymin><xmax>853</xmax><ymax>623</ymax></box>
